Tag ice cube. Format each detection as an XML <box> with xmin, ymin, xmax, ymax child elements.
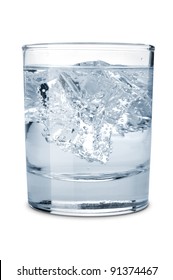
<box><xmin>25</xmin><ymin>61</ymin><xmax>152</xmax><ymax>163</ymax></box>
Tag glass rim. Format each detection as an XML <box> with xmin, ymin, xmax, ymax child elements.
<box><xmin>22</xmin><ymin>42</ymin><xmax>155</xmax><ymax>51</ymax></box>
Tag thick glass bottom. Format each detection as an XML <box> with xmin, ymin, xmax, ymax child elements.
<box><xmin>29</xmin><ymin>199</ymin><xmax>148</xmax><ymax>216</ymax></box>
<box><xmin>27</xmin><ymin>169</ymin><xmax>149</xmax><ymax>216</ymax></box>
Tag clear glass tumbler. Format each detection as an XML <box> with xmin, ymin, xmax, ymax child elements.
<box><xmin>23</xmin><ymin>43</ymin><xmax>155</xmax><ymax>216</ymax></box>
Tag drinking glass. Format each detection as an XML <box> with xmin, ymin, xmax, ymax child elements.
<box><xmin>23</xmin><ymin>43</ymin><xmax>155</xmax><ymax>216</ymax></box>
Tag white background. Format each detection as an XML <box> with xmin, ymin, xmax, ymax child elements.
<box><xmin>0</xmin><ymin>0</ymin><xmax>172</xmax><ymax>279</ymax></box>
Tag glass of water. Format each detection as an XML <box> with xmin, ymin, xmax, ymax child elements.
<box><xmin>23</xmin><ymin>43</ymin><xmax>155</xmax><ymax>216</ymax></box>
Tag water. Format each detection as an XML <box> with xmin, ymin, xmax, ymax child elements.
<box><xmin>24</xmin><ymin>61</ymin><xmax>153</xmax><ymax>215</ymax></box>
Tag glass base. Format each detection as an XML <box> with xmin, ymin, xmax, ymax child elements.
<box><xmin>27</xmin><ymin>169</ymin><xmax>149</xmax><ymax>216</ymax></box>
<box><xmin>29</xmin><ymin>199</ymin><xmax>148</xmax><ymax>216</ymax></box>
